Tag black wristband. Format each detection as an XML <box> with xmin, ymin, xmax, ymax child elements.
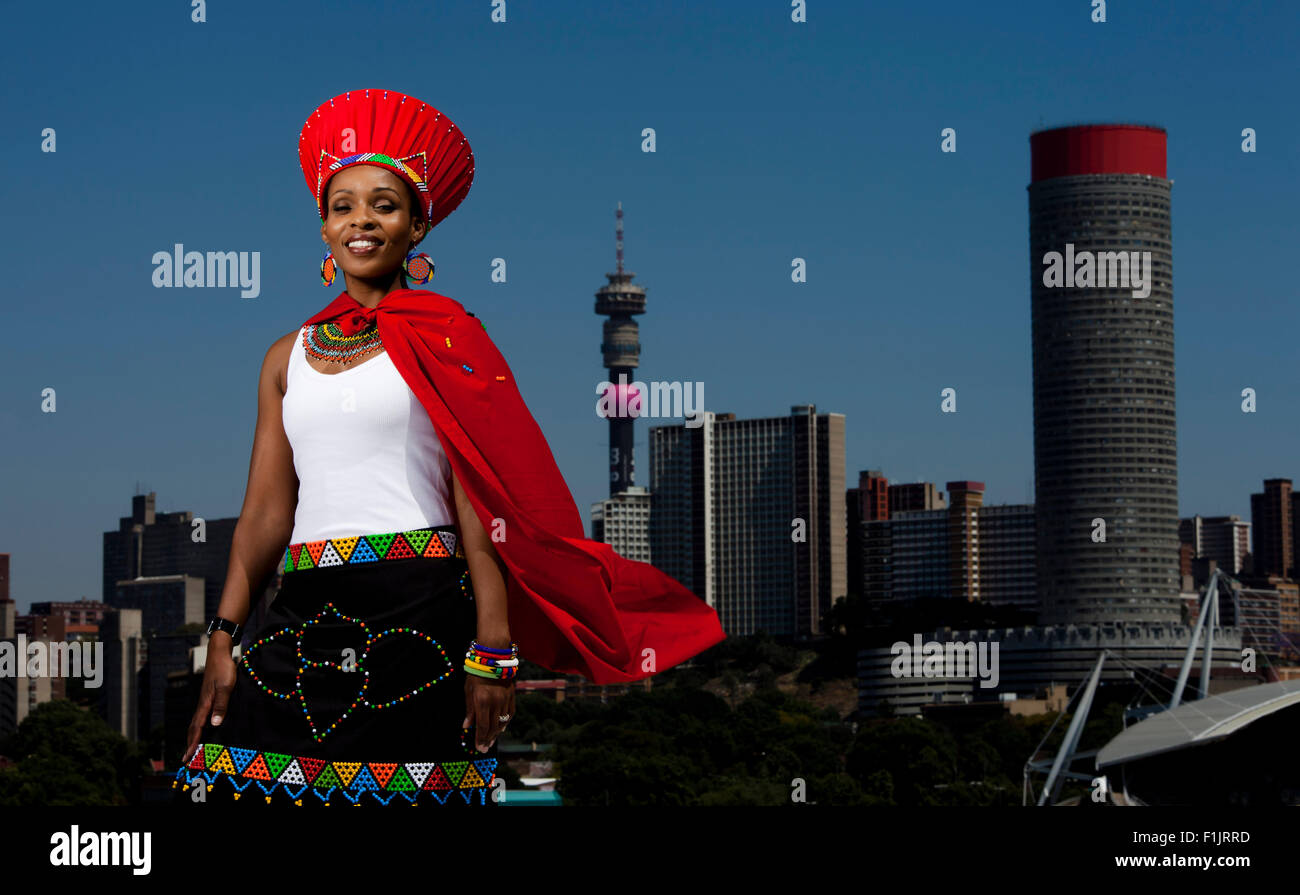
<box><xmin>206</xmin><ymin>616</ymin><xmax>242</xmax><ymax>642</ymax></box>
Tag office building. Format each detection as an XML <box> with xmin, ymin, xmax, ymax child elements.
<box><xmin>108</xmin><ymin>574</ymin><xmax>204</xmax><ymax>638</ymax></box>
<box><xmin>1179</xmin><ymin>514</ymin><xmax>1252</xmax><ymax>582</ymax></box>
<box><xmin>1029</xmin><ymin>124</ymin><xmax>1180</xmax><ymax>625</ymax></box>
<box><xmin>100</xmin><ymin>608</ymin><xmax>144</xmax><ymax>740</ymax></box>
<box><xmin>590</xmin><ymin>486</ymin><xmax>651</xmax><ymax>563</ymax></box>
<box><xmin>1250</xmin><ymin>479</ymin><xmax>1293</xmax><ymax>579</ymax></box>
<box><xmin>650</xmin><ymin>405</ymin><xmax>845</xmax><ymax>637</ymax></box>
<box><xmin>104</xmin><ymin>491</ymin><xmax>274</xmax><ymax>621</ymax></box>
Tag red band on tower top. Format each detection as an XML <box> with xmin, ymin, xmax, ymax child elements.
<box><xmin>1030</xmin><ymin>124</ymin><xmax>1167</xmax><ymax>182</ymax></box>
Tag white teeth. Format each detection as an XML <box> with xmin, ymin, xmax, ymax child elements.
<box><xmin>348</xmin><ymin>239</ymin><xmax>380</xmax><ymax>247</ymax></box>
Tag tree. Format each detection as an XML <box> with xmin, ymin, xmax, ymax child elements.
<box><xmin>0</xmin><ymin>700</ymin><xmax>147</xmax><ymax>806</ymax></box>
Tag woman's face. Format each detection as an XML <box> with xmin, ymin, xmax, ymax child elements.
<box><xmin>320</xmin><ymin>164</ymin><xmax>427</xmax><ymax>281</ymax></box>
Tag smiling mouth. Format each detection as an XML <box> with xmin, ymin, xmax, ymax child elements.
<box><xmin>345</xmin><ymin>238</ymin><xmax>383</xmax><ymax>254</ymax></box>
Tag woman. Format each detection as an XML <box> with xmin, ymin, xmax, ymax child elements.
<box><xmin>174</xmin><ymin>89</ymin><xmax>725</xmax><ymax>808</ymax></box>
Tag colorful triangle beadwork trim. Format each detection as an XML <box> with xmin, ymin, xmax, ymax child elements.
<box><xmin>175</xmin><ymin>743</ymin><xmax>497</xmax><ymax>806</ymax></box>
<box><xmin>315</xmin><ymin>150</ymin><xmax>434</xmax><ymax>222</ymax></box>
<box><xmin>282</xmin><ymin>527</ymin><xmax>464</xmax><ymax>574</ymax></box>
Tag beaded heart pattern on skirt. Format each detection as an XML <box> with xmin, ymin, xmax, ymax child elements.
<box><xmin>239</xmin><ymin>602</ymin><xmax>455</xmax><ymax>742</ymax></box>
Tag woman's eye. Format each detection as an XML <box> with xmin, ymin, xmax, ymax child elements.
<box><xmin>376</xmin><ymin>205</ymin><xmax>395</xmax><ymax>212</ymax></box>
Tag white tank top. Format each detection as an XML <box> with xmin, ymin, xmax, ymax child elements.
<box><xmin>282</xmin><ymin>326</ymin><xmax>456</xmax><ymax>543</ymax></box>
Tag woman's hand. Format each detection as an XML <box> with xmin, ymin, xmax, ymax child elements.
<box><xmin>182</xmin><ymin>635</ymin><xmax>239</xmax><ymax>765</ymax></box>
<box><xmin>463</xmin><ymin>673</ymin><xmax>516</xmax><ymax>752</ymax></box>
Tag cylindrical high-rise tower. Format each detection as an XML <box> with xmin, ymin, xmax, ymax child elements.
<box><xmin>1029</xmin><ymin>124</ymin><xmax>1179</xmax><ymax>625</ymax></box>
<box><xmin>595</xmin><ymin>202</ymin><xmax>646</xmax><ymax>496</ymax></box>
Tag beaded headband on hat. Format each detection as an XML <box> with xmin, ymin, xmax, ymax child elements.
<box><xmin>298</xmin><ymin>89</ymin><xmax>475</xmax><ymax>230</ymax></box>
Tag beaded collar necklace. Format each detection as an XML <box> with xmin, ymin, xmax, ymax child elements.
<box><xmin>303</xmin><ymin>319</ymin><xmax>384</xmax><ymax>365</ymax></box>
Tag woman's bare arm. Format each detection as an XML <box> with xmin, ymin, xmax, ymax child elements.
<box><xmin>452</xmin><ymin>469</ymin><xmax>511</xmax><ymax>649</ymax></box>
<box><xmin>184</xmin><ymin>331</ymin><xmax>300</xmax><ymax>759</ymax></box>
<box><xmin>453</xmin><ymin>467</ymin><xmax>516</xmax><ymax>753</ymax></box>
<box><xmin>212</xmin><ymin>331</ymin><xmax>300</xmax><ymax>641</ymax></box>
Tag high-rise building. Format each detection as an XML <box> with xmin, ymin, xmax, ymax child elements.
<box><xmin>648</xmin><ymin>413</ymin><xmax>718</xmax><ymax>614</ymax></box>
<box><xmin>590</xmin><ymin>486</ymin><xmax>651</xmax><ymax>563</ymax></box>
<box><xmin>1223</xmin><ymin>582</ymin><xmax>1283</xmax><ymax>656</ymax></box>
<box><xmin>143</xmin><ymin>631</ymin><xmax>204</xmax><ymax>747</ymax></box>
<box><xmin>889</xmin><ymin>482</ymin><xmax>946</xmax><ymax>514</ymax></box>
<box><xmin>1179</xmin><ymin>514</ymin><xmax>1252</xmax><ymax>579</ymax></box>
<box><xmin>857</xmin><ymin>491</ymin><xmax>1036</xmax><ymax>610</ymax></box>
<box><xmin>887</xmin><ymin>510</ymin><xmax>949</xmax><ymax>602</ymax></box>
<box><xmin>102</xmin><ymin>492</ymin><xmax>279</xmax><ymax>741</ymax></box>
<box><xmin>1291</xmin><ymin>500</ymin><xmax>1300</xmax><ymax>579</ymax></box>
<box><xmin>101</xmin><ymin>608</ymin><xmax>143</xmax><ymax>740</ymax></box>
<box><xmin>947</xmin><ymin>481</ymin><xmax>985</xmax><ymax>600</ymax></box>
<box><xmin>1250</xmin><ymin>479</ymin><xmax>1293</xmax><ymax>579</ymax></box>
<box><xmin>1229</xmin><ymin>575</ymin><xmax>1300</xmax><ymax>658</ymax></box>
<box><xmin>0</xmin><ymin>555</ymin><xmax>53</xmax><ymax>735</ymax></box>
<box><xmin>1029</xmin><ymin>124</ymin><xmax>1179</xmax><ymax>625</ymax></box>
<box><xmin>847</xmin><ymin>470</ymin><xmax>890</xmax><ymax>592</ymax></box>
<box><xmin>1279</xmin><ymin>581</ymin><xmax>1300</xmax><ymax>655</ymax></box>
<box><xmin>103</xmin><ymin>492</ymin><xmax>275</xmax><ymax>622</ymax></box>
<box><xmin>27</xmin><ymin>599</ymin><xmax>109</xmax><ymax>638</ymax></box>
<box><xmin>108</xmin><ymin>574</ymin><xmax>204</xmax><ymax>638</ymax></box>
<box><xmin>861</xmin><ymin>470</ymin><xmax>890</xmax><ymax>521</ymax></box>
<box><xmin>861</xmin><ymin>517</ymin><xmax>893</xmax><ymax>602</ymax></box>
<box><xmin>0</xmin><ymin>663</ymin><xmax>52</xmax><ymax>737</ymax></box>
<box><xmin>650</xmin><ymin>406</ymin><xmax>845</xmax><ymax>637</ymax></box>
<box><xmin>0</xmin><ymin>554</ymin><xmax>12</xmax><ymax>640</ymax></box>
<box><xmin>977</xmin><ymin>504</ymin><xmax>1038</xmax><ymax>612</ymax></box>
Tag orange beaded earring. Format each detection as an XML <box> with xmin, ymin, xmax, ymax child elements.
<box><xmin>321</xmin><ymin>247</ymin><xmax>337</xmax><ymax>286</ymax></box>
<box><xmin>403</xmin><ymin>248</ymin><xmax>435</xmax><ymax>284</ymax></box>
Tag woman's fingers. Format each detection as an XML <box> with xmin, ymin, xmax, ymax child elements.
<box><xmin>210</xmin><ymin>682</ymin><xmax>230</xmax><ymax>726</ymax></box>
<box><xmin>475</xmin><ymin>688</ymin><xmax>493</xmax><ymax>751</ymax></box>
<box><xmin>465</xmin><ymin>678</ymin><xmax>514</xmax><ymax>751</ymax></box>
<box><xmin>210</xmin><ymin>658</ymin><xmax>238</xmax><ymax>726</ymax></box>
<box><xmin>182</xmin><ymin>685</ymin><xmax>214</xmax><ymax>763</ymax></box>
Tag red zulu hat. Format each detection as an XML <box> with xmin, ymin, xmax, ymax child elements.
<box><xmin>298</xmin><ymin>88</ymin><xmax>474</xmax><ymax>229</ymax></box>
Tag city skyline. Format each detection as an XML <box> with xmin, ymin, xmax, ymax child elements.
<box><xmin>3</xmin><ymin>3</ymin><xmax>1297</xmax><ymax>608</ymax></box>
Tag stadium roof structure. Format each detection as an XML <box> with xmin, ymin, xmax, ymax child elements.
<box><xmin>1097</xmin><ymin>679</ymin><xmax>1300</xmax><ymax>769</ymax></box>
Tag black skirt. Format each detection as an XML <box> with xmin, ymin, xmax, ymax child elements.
<box><xmin>172</xmin><ymin>527</ymin><xmax>499</xmax><ymax>807</ymax></box>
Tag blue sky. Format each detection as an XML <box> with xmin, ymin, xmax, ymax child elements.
<box><xmin>1</xmin><ymin>1</ymin><xmax>1296</xmax><ymax>608</ymax></box>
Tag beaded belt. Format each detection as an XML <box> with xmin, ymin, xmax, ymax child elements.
<box><xmin>176</xmin><ymin>742</ymin><xmax>496</xmax><ymax>806</ymax></box>
<box><xmin>282</xmin><ymin>527</ymin><xmax>464</xmax><ymax>574</ymax></box>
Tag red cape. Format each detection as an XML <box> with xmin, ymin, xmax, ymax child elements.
<box><xmin>302</xmin><ymin>288</ymin><xmax>725</xmax><ymax>684</ymax></box>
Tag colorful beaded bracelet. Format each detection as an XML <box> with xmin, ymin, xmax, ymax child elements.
<box><xmin>466</xmin><ymin>642</ymin><xmax>517</xmax><ymax>662</ymax></box>
<box><xmin>463</xmin><ymin>660</ymin><xmax>517</xmax><ymax>679</ymax></box>
<box><xmin>470</xmin><ymin>642</ymin><xmax>517</xmax><ymax>657</ymax></box>
<box><xmin>467</xmin><ymin>656</ymin><xmax>518</xmax><ymax>667</ymax></box>
<box><xmin>465</xmin><ymin>664</ymin><xmax>517</xmax><ymax>681</ymax></box>
<box><xmin>463</xmin><ymin>640</ymin><xmax>519</xmax><ymax>681</ymax></box>
<box><xmin>465</xmin><ymin>647</ymin><xmax>517</xmax><ymax>662</ymax></box>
